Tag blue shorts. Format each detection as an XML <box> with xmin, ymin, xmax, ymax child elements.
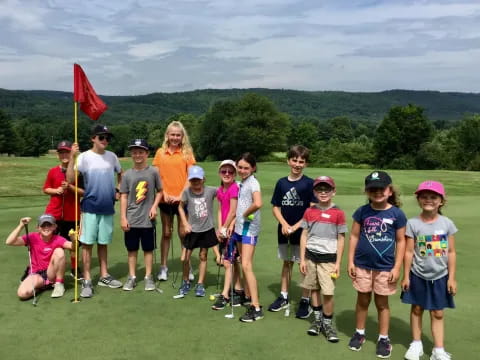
<box><xmin>223</xmin><ymin>238</ymin><xmax>239</xmax><ymax>263</ymax></box>
<box><xmin>124</xmin><ymin>227</ymin><xmax>155</xmax><ymax>252</ymax></box>
<box><xmin>80</xmin><ymin>213</ymin><xmax>113</xmax><ymax>245</ymax></box>
<box><xmin>401</xmin><ymin>271</ymin><xmax>455</xmax><ymax>310</ymax></box>
<box><xmin>232</xmin><ymin>232</ymin><xmax>258</xmax><ymax>246</ymax></box>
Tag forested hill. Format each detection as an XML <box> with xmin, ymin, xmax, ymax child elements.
<box><xmin>1</xmin><ymin>88</ymin><xmax>480</xmax><ymax>124</ymax></box>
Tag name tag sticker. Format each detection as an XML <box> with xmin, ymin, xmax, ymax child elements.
<box><xmin>434</xmin><ymin>230</ymin><xmax>446</xmax><ymax>235</ymax></box>
<box><xmin>321</xmin><ymin>213</ymin><xmax>331</xmax><ymax>219</ymax></box>
<box><xmin>383</xmin><ymin>218</ymin><xmax>393</xmax><ymax>225</ymax></box>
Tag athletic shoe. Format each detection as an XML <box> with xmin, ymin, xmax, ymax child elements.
<box><xmin>404</xmin><ymin>342</ymin><xmax>424</xmax><ymax>360</ymax></box>
<box><xmin>178</xmin><ymin>280</ymin><xmax>191</xmax><ymax>296</ymax></box>
<box><xmin>376</xmin><ymin>338</ymin><xmax>392</xmax><ymax>358</ymax></box>
<box><xmin>80</xmin><ymin>279</ymin><xmax>93</xmax><ymax>298</ymax></box>
<box><xmin>51</xmin><ymin>282</ymin><xmax>65</xmax><ymax>298</ymax></box>
<box><xmin>212</xmin><ymin>295</ymin><xmax>228</xmax><ymax>310</ymax></box>
<box><xmin>268</xmin><ymin>295</ymin><xmax>289</xmax><ymax>312</ymax></box>
<box><xmin>240</xmin><ymin>293</ymin><xmax>252</xmax><ymax>306</ymax></box>
<box><xmin>123</xmin><ymin>276</ymin><xmax>136</xmax><ymax>291</ymax></box>
<box><xmin>296</xmin><ymin>298</ymin><xmax>312</xmax><ymax>318</ymax></box>
<box><xmin>97</xmin><ymin>274</ymin><xmax>122</xmax><ymax>288</ymax></box>
<box><xmin>195</xmin><ymin>283</ymin><xmax>206</xmax><ymax>297</ymax></box>
<box><xmin>430</xmin><ymin>350</ymin><xmax>452</xmax><ymax>360</ymax></box>
<box><xmin>322</xmin><ymin>318</ymin><xmax>339</xmax><ymax>343</ymax></box>
<box><xmin>231</xmin><ymin>291</ymin><xmax>242</xmax><ymax>307</ymax></box>
<box><xmin>189</xmin><ymin>266</ymin><xmax>195</xmax><ymax>281</ymax></box>
<box><xmin>348</xmin><ymin>332</ymin><xmax>366</xmax><ymax>351</ymax></box>
<box><xmin>157</xmin><ymin>266</ymin><xmax>168</xmax><ymax>281</ymax></box>
<box><xmin>307</xmin><ymin>320</ymin><xmax>322</xmax><ymax>336</ymax></box>
<box><xmin>239</xmin><ymin>305</ymin><xmax>264</xmax><ymax>322</ymax></box>
<box><xmin>70</xmin><ymin>268</ymin><xmax>84</xmax><ymax>281</ymax></box>
<box><xmin>144</xmin><ymin>275</ymin><xmax>155</xmax><ymax>291</ymax></box>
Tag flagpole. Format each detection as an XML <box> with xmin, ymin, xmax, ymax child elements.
<box><xmin>73</xmin><ymin>100</ymin><xmax>80</xmax><ymax>303</ymax></box>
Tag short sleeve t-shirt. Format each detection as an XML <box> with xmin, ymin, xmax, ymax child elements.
<box><xmin>271</xmin><ymin>175</ymin><xmax>315</xmax><ymax>225</ymax></box>
<box><xmin>235</xmin><ymin>176</ymin><xmax>261</xmax><ymax>237</ymax></box>
<box><xmin>217</xmin><ymin>182</ymin><xmax>239</xmax><ymax>225</ymax></box>
<box><xmin>43</xmin><ymin>166</ymin><xmax>81</xmax><ymax>221</ymax></box>
<box><xmin>182</xmin><ymin>186</ymin><xmax>217</xmax><ymax>232</ymax></box>
<box><xmin>77</xmin><ymin>150</ymin><xmax>121</xmax><ymax>215</ymax></box>
<box><xmin>353</xmin><ymin>204</ymin><xmax>407</xmax><ymax>271</ymax></box>
<box><xmin>22</xmin><ymin>233</ymin><xmax>67</xmax><ymax>273</ymax></box>
<box><xmin>301</xmin><ymin>205</ymin><xmax>347</xmax><ymax>256</ymax></box>
<box><xmin>120</xmin><ymin>166</ymin><xmax>162</xmax><ymax>228</ymax></box>
<box><xmin>406</xmin><ymin>215</ymin><xmax>458</xmax><ymax>280</ymax></box>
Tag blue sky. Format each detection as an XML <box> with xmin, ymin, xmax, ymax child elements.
<box><xmin>0</xmin><ymin>0</ymin><xmax>479</xmax><ymax>95</ymax></box>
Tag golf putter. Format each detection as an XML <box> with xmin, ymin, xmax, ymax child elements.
<box><xmin>152</xmin><ymin>222</ymin><xmax>163</xmax><ymax>294</ymax></box>
<box><xmin>284</xmin><ymin>235</ymin><xmax>293</xmax><ymax>317</ymax></box>
<box><xmin>24</xmin><ymin>223</ymin><xmax>37</xmax><ymax>307</ymax></box>
<box><xmin>225</xmin><ymin>240</ymin><xmax>235</xmax><ymax>319</ymax></box>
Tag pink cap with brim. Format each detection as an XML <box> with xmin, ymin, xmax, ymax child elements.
<box><xmin>415</xmin><ymin>180</ymin><xmax>445</xmax><ymax>197</ymax></box>
<box><xmin>313</xmin><ymin>176</ymin><xmax>335</xmax><ymax>188</ymax></box>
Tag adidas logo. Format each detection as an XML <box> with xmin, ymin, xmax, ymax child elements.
<box><xmin>281</xmin><ymin>187</ymin><xmax>304</xmax><ymax>206</ymax></box>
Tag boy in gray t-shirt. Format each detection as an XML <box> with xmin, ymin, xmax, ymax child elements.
<box><xmin>120</xmin><ymin>139</ymin><xmax>162</xmax><ymax>291</ymax></box>
<box><xmin>177</xmin><ymin>165</ymin><xmax>218</xmax><ymax>298</ymax></box>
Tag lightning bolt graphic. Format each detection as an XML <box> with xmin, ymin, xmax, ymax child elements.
<box><xmin>136</xmin><ymin>181</ymin><xmax>148</xmax><ymax>204</ymax></box>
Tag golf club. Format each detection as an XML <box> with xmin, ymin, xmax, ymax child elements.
<box><xmin>225</xmin><ymin>239</ymin><xmax>235</xmax><ymax>319</ymax></box>
<box><xmin>285</xmin><ymin>239</ymin><xmax>292</xmax><ymax>317</ymax></box>
<box><xmin>152</xmin><ymin>221</ymin><xmax>163</xmax><ymax>294</ymax></box>
<box><xmin>209</xmin><ymin>261</ymin><xmax>222</xmax><ymax>299</ymax></box>
<box><xmin>24</xmin><ymin>223</ymin><xmax>37</xmax><ymax>307</ymax></box>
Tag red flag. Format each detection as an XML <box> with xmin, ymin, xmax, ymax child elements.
<box><xmin>73</xmin><ymin>64</ymin><xmax>108</xmax><ymax>121</ymax></box>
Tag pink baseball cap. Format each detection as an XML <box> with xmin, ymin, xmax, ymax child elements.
<box><xmin>313</xmin><ymin>176</ymin><xmax>336</xmax><ymax>189</ymax></box>
<box><xmin>415</xmin><ymin>180</ymin><xmax>445</xmax><ymax>197</ymax></box>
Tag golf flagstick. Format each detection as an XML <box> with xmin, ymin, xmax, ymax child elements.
<box><xmin>24</xmin><ymin>223</ymin><xmax>37</xmax><ymax>307</ymax></box>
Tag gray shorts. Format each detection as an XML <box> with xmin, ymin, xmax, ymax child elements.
<box><xmin>277</xmin><ymin>243</ymin><xmax>300</xmax><ymax>263</ymax></box>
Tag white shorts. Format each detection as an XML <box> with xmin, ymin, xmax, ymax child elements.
<box><xmin>277</xmin><ymin>243</ymin><xmax>300</xmax><ymax>263</ymax></box>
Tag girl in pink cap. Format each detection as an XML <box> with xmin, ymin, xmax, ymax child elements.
<box><xmin>401</xmin><ymin>181</ymin><xmax>457</xmax><ymax>360</ymax></box>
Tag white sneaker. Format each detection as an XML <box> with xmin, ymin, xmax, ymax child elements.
<box><xmin>430</xmin><ymin>350</ymin><xmax>451</xmax><ymax>360</ymax></box>
<box><xmin>189</xmin><ymin>266</ymin><xmax>195</xmax><ymax>281</ymax></box>
<box><xmin>157</xmin><ymin>266</ymin><xmax>168</xmax><ymax>281</ymax></box>
<box><xmin>405</xmin><ymin>342</ymin><xmax>424</xmax><ymax>360</ymax></box>
<box><xmin>51</xmin><ymin>282</ymin><xmax>65</xmax><ymax>298</ymax></box>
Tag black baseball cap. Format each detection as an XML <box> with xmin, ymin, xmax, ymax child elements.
<box><xmin>365</xmin><ymin>171</ymin><xmax>392</xmax><ymax>189</ymax></box>
<box><xmin>91</xmin><ymin>124</ymin><xmax>113</xmax><ymax>136</ymax></box>
<box><xmin>128</xmin><ymin>139</ymin><xmax>149</xmax><ymax>151</ymax></box>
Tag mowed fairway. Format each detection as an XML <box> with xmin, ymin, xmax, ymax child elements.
<box><xmin>0</xmin><ymin>156</ymin><xmax>478</xmax><ymax>360</ymax></box>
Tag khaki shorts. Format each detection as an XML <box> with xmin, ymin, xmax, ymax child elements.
<box><xmin>352</xmin><ymin>267</ymin><xmax>397</xmax><ymax>296</ymax></box>
<box><xmin>301</xmin><ymin>260</ymin><xmax>336</xmax><ymax>295</ymax></box>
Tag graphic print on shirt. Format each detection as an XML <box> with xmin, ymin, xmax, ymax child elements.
<box><xmin>194</xmin><ymin>197</ymin><xmax>208</xmax><ymax>219</ymax></box>
<box><xmin>363</xmin><ymin>216</ymin><xmax>395</xmax><ymax>258</ymax></box>
<box><xmin>281</xmin><ymin>187</ymin><xmax>304</xmax><ymax>207</ymax></box>
<box><xmin>135</xmin><ymin>181</ymin><xmax>148</xmax><ymax>204</ymax></box>
<box><xmin>417</xmin><ymin>234</ymin><xmax>448</xmax><ymax>257</ymax></box>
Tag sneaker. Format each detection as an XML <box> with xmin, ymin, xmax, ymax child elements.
<box><xmin>239</xmin><ymin>305</ymin><xmax>264</xmax><ymax>322</ymax></box>
<box><xmin>212</xmin><ymin>295</ymin><xmax>229</xmax><ymax>310</ymax></box>
<box><xmin>348</xmin><ymin>332</ymin><xmax>366</xmax><ymax>351</ymax></box>
<box><xmin>376</xmin><ymin>338</ymin><xmax>392</xmax><ymax>358</ymax></box>
<box><xmin>296</xmin><ymin>298</ymin><xmax>312</xmax><ymax>318</ymax></box>
<box><xmin>80</xmin><ymin>279</ymin><xmax>93</xmax><ymax>298</ymax></box>
<box><xmin>240</xmin><ymin>293</ymin><xmax>251</xmax><ymax>306</ymax></box>
<box><xmin>195</xmin><ymin>283</ymin><xmax>206</xmax><ymax>297</ymax></box>
<box><xmin>430</xmin><ymin>350</ymin><xmax>452</xmax><ymax>360</ymax></box>
<box><xmin>123</xmin><ymin>276</ymin><xmax>136</xmax><ymax>291</ymax></box>
<box><xmin>157</xmin><ymin>266</ymin><xmax>168</xmax><ymax>281</ymax></box>
<box><xmin>405</xmin><ymin>342</ymin><xmax>424</xmax><ymax>360</ymax></box>
<box><xmin>231</xmin><ymin>291</ymin><xmax>243</xmax><ymax>307</ymax></box>
<box><xmin>268</xmin><ymin>295</ymin><xmax>289</xmax><ymax>312</ymax></box>
<box><xmin>51</xmin><ymin>282</ymin><xmax>65</xmax><ymax>298</ymax></box>
<box><xmin>179</xmin><ymin>280</ymin><xmax>191</xmax><ymax>296</ymax></box>
<box><xmin>322</xmin><ymin>319</ymin><xmax>339</xmax><ymax>343</ymax></box>
<box><xmin>97</xmin><ymin>274</ymin><xmax>122</xmax><ymax>288</ymax></box>
<box><xmin>70</xmin><ymin>268</ymin><xmax>84</xmax><ymax>281</ymax></box>
<box><xmin>307</xmin><ymin>320</ymin><xmax>322</xmax><ymax>336</ymax></box>
<box><xmin>144</xmin><ymin>275</ymin><xmax>155</xmax><ymax>291</ymax></box>
<box><xmin>189</xmin><ymin>267</ymin><xmax>195</xmax><ymax>281</ymax></box>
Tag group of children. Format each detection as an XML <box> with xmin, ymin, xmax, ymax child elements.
<box><xmin>5</xmin><ymin>125</ymin><xmax>457</xmax><ymax>360</ymax></box>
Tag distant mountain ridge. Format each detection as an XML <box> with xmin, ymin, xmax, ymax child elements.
<box><xmin>1</xmin><ymin>88</ymin><xmax>479</xmax><ymax>124</ymax></box>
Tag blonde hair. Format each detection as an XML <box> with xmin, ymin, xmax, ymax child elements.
<box><xmin>160</xmin><ymin>121</ymin><xmax>194</xmax><ymax>160</ymax></box>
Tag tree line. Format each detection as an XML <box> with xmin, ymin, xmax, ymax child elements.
<box><xmin>1</xmin><ymin>93</ymin><xmax>480</xmax><ymax>171</ymax></box>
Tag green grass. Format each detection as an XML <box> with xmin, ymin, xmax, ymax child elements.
<box><xmin>0</xmin><ymin>156</ymin><xmax>478</xmax><ymax>360</ymax></box>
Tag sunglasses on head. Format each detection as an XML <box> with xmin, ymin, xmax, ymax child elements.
<box><xmin>97</xmin><ymin>134</ymin><xmax>112</xmax><ymax>142</ymax></box>
<box><xmin>220</xmin><ymin>169</ymin><xmax>235</xmax><ymax>175</ymax></box>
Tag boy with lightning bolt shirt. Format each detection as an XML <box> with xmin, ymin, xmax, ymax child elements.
<box><xmin>120</xmin><ymin>139</ymin><xmax>163</xmax><ymax>291</ymax></box>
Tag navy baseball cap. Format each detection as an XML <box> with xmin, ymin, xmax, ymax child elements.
<box><xmin>91</xmin><ymin>124</ymin><xmax>113</xmax><ymax>136</ymax></box>
<box><xmin>365</xmin><ymin>171</ymin><xmax>392</xmax><ymax>189</ymax></box>
<box><xmin>128</xmin><ymin>139</ymin><xmax>149</xmax><ymax>151</ymax></box>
